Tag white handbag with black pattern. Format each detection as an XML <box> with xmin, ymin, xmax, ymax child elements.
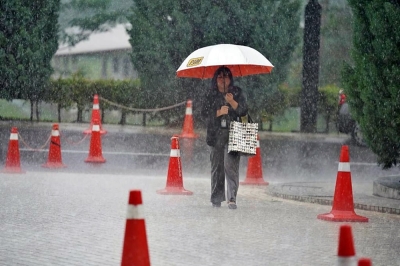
<box><xmin>228</xmin><ymin>114</ymin><xmax>258</xmax><ymax>156</ymax></box>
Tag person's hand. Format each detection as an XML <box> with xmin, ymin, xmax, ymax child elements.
<box><xmin>225</xmin><ymin>93</ymin><xmax>234</xmax><ymax>104</ymax></box>
<box><xmin>219</xmin><ymin>105</ymin><xmax>229</xmax><ymax>116</ymax></box>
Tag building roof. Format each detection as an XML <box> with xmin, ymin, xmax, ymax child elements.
<box><xmin>55</xmin><ymin>24</ymin><xmax>132</xmax><ymax>56</ymax></box>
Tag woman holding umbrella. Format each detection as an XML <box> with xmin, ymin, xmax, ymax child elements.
<box><xmin>201</xmin><ymin>66</ymin><xmax>248</xmax><ymax>209</ymax></box>
<box><xmin>177</xmin><ymin>44</ymin><xmax>273</xmax><ymax>209</ymax></box>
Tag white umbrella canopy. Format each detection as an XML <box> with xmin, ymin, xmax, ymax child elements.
<box><xmin>176</xmin><ymin>44</ymin><xmax>274</xmax><ymax>79</ymax></box>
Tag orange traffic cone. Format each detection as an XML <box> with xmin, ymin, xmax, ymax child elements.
<box><xmin>337</xmin><ymin>225</ymin><xmax>357</xmax><ymax>266</ymax></box>
<box><xmin>179</xmin><ymin>100</ymin><xmax>198</xmax><ymax>138</ymax></box>
<box><xmin>317</xmin><ymin>145</ymin><xmax>368</xmax><ymax>222</ymax></box>
<box><xmin>240</xmin><ymin>134</ymin><xmax>268</xmax><ymax>186</ymax></box>
<box><xmin>121</xmin><ymin>190</ymin><xmax>151</xmax><ymax>266</ymax></box>
<box><xmin>85</xmin><ymin>119</ymin><xmax>106</xmax><ymax>163</ymax></box>
<box><xmin>2</xmin><ymin>127</ymin><xmax>25</xmax><ymax>173</ymax></box>
<box><xmin>157</xmin><ymin>135</ymin><xmax>193</xmax><ymax>195</ymax></box>
<box><xmin>83</xmin><ymin>94</ymin><xmax>107</xmax><ymax>135</ymax></box>
<box><xmin>358</xmin><ymin>258</ymin><xmax>372</xmax><ymax>266</ymax></box>
<box><xmin>42</xmin><ymin>124</ymin><xmax>66</xmax><ymax>168</ymax></box>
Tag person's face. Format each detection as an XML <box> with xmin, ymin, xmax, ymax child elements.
<box><xmin>217</xmin><ymin>72</ymin><xmax>230</xmax><ymax>92</ymax></box>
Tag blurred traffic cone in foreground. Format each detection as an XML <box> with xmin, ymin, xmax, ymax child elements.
<box><xmin>121</xmin><ymin>190</ymin><xmax>150</xmax><ymax>266</ymax></box>
<box><xmin>337</xmin><ymin>225</ymin><xmax>357</xmax><ymax>266</ymax></box>
<box><xmin>240</xmin><ymin>135</ymin><xmax>268</xmax><ymax>186</ymax></box>
<box><xmin>85</xmin><ymin>119</ymin><xmax>106</xmax><ymax>163</ymax></box>
<box><xmin>179</xmin><ymin>100</ymin><xmax>198</xmax><ymax>138</ymax></box>
<box><xmin>358</xmin><ymin>258</ymin><xmax>372</xmax><ymax>266</ymax></box>
<box><xmin>317</xmin><ymin>145</ymin><xmax>368</xmax><ymax>222</ymax></box>
<box><xmin>157</xmin><ymin>135</ymin><xmax>193</xmax><ymax>195</ymax></box>
<box><xmin>2</xmin><ymin>127</ymin><xmax>24</xmax><ymax>174</ymax></box>
<box><xmin>83</xmin><ymin>94</ymin><xmax>107</xmax><ymax>135</ymax></box>
<box><xmin>42</xmin><ymin>124</ymin><xmax>66</xmax><ymax>168</ymax></box>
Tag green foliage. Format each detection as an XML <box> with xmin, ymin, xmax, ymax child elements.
<box><xmin>128</xmin><ymin>0</ymin><xmax>302</xmax><ymax>125</ymax></box>
<box><xmin>344</xmin><ymin>0</ymin><xmax>400</xmax><ymax>168</ymax></box>
<box><xmin>0</xmin><ymin>0</ymin><xmax>60</xmax><ymax>101</ymax></box>
<box><xmin>59</xmin><ymin>0</ymin><xmax>131</xmax><ymax>46</ymax></box>
<box><xmin>319</xmin><ymin>1</ymin><xmax>353</xmax><ymax>86</ymax></box>
<box><xmin>318</xmin><ymin>84</ymin><xmax>341</xmax><ymax>132</ymax></box>
<box><xmin>286</xmin><ymin>1</ymin><xmax>353</xmax><ymax>89</ymax></box>
<box><xmin>46</xmin><ymin>75</ymin><xmax>141</xmax><ymax>123</ymax></box>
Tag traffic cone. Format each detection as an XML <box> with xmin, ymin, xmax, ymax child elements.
<box><xmin>157</xmin><ymin>135</ymin><xmax>193</xmax><ymax>195</ymax></box>
<box><xmin>85</xmin><ymin>118</ymin><xmax>106</xmax><ymax>163</ymax></box>
<box><xmin>179</xmin><ymin>100</ymin><xmax>198</xmax><ymax>138</ymax></box>
<box><xmin>2</xmin><ymin>127</ymin><xmax>25</xmax><ymax>173</ymax></box>
<box><xmin>317</xmin><ymin>145</ymin><xmax>368</xmax><ymax>222</ymax></box>
<box><xmin>42</xmin><ymin>123</ymin><xmax>67</xmax><ymax>168</ymax></box>
<box><xmin>121</xmin><ymin>190</ymin><xmax>151</xmax><ymax>266</ymax></box>
<box><xmin>337</xmin><ymin>225</ymin><xmax>357</xmax><ymax>266</ymax></box>
<box><xmin>358</xmin><ymin>258</ymin><xmax>372</xmax><ymax>266</ymax></box>
<box><xmin>240</xmin><ymin>134</ymin><xmax>268</xmax><ymax>186</ymax></box>
<box><xmin>83</xmin><ymin>94</ymin><xmax>107</xmax><ymax>134</ymax></box>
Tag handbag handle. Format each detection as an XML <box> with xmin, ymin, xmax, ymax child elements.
<box><xmin>247</xmin><ymin>114</ymin><xmax>254</xmax><ymax>123</ymax></box>
<box><xmin>240</xmin><ymin>114</ymin><xmax>254</xmax><ymax>123</ymax></box>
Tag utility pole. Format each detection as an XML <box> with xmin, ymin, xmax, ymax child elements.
<box><xmin>301</xmin><ymin>0</ymin><xmax>321</xmax><ymax>133</ymax></box>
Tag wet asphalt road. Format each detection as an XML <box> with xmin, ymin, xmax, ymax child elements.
<box><xmin>1</xmin><ymin>122</ymin><xmax>399</xmax><ymax>183</ymax></box>
<box><xmin>1</xmin><ymin>122</ymin><xmax>400</xmax><ymax>266</ymax></box>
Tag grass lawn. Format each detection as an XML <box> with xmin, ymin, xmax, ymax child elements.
<box><xmin>0</xmin><ymin>99</ymin><xmax>30</xmax><ymax>120</ymax></box>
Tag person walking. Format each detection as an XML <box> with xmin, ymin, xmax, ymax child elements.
<box><xmin>201</xmin><ymin>66</ymin><xmax>248</xmax><ymax>209</ymax></box>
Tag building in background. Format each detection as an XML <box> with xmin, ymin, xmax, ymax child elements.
<box><xmin>52</xmin><ymin>24</ymin><xmax>137</xmax><ymax>80</ymax></box>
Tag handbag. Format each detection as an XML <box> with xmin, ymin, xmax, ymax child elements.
<box><xmin>228</xmin><ymin>114</ymin><xmax>258</xmax><ymax>156</ymax></box>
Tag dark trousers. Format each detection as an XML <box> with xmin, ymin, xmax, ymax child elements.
<box><xmin>210</xmin><ymin>128</ymin><xmax>240</xmax><ymax>204</ymax></box>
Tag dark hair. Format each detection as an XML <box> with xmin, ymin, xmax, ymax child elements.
<box><xmin>211</xmin><ymin>66</ymin><xmax>234</xmax><ymax>91</ymax></box>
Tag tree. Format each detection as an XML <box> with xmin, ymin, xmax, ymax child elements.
<box><xmin>319</xmin><ymin>0</ymin><xmax>353</xmax><ymax>87</ymax></box>
<box><xmin>128</xmin><ymin>0</ymin><xmax>302</xmax><ymax>126</ymax></box>
<box><xmin>0</xmin><ymin>0</ymin><xmax>60</xmax><ymax>121</ymax></box>
<box><xmin>300</xmin><ymin>0</ymin><xmax>321</xmax><ymax>133</ymax></box>
<box><xmin>58</xmin><ymin>0</ymin><xmax>132</xmax><ymax>46</ymax></box>
<box><xmin>343</xmin><ymin>0</ymin><xmax>400</xmax><ymax>168</ymax></box>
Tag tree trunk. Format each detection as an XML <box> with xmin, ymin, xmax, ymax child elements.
<box><xmin>142</xmin><ymin>113</ymin><xmax>146</xmax><ymax>126</ymax></box>
<box><xmin>35</xmin><ymin>101</ymin><xmax>39</xmax><ymax>122</ymax></box>
<box><xmin>57</xmin><ymin>104</ymin><xmax>61</xmax><ymax>122</ymax></box>
<box><xmin>77</xmin><ymin>107</ymin><xmax>83</xmax><ymax>123</ymax></box>
<box><xmin>119</xmin><ymin>110</ymin><xmax>127</xmax><ymax>125</ymax></box>
<box><xmin>268</xmin><ymin>120</ymin><xmax>273</xmax><ymax>132</ymax></box>
<box><xmin>30</xmin><ymin>100</ymin><xmax>34</xmax><ymax>121</ymax></box>
<box><xmin>301</xmin><ymin>0</ymin><xmax>321</xmax><ymax>133</ymax></box>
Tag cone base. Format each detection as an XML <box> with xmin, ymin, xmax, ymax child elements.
<box><xmin>85</xmin><ymin>156</ymin><xmax>106</xmax><ymax>163</ymax></box>
<box><xmin>42</xmin><ymin>162</ymin><xmax>67</xmax><ymax>168</ymax></box>
<box><xmin>83</xmin><ymin>129</ymin><xmax>107</xmax><ymax>135</ymax></box>
<box><xmin>156</xmin><ymin>187</ymin><xmax>193</xmax><ymax>195</ymax></box>
<box><xmin>240</xmin><ymin>178</ymin><xmax>269</xmax><ymax>186</ymax></box>
<box><xmin>2</xmin><ymin>167</ymin><xmax>25</xmax><ymax>174</ymax></box>
<box><xmin>317</xmin><ymin>211</ymin><xmax>368</xmax><ymax>222</ymax></box>
<box><xmin>179</xmin><ymin>133</ymin><xmax>199</xmax><ymax>139</ymax></box>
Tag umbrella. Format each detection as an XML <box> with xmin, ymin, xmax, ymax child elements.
<box><xmin>176</xmin><ymin>44</ymin><xmax>274</xmax><ymax>79</ymax></box>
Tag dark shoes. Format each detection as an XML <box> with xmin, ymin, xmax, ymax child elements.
<box><xmin>212</xmin><ymin>202</ymin><xmax>237</xmax><ymax>209</ymax></box>
<box><xmin>228</xmin><ymin>201</ymin><xmax>237</xmax><ymax>209</ymax></box>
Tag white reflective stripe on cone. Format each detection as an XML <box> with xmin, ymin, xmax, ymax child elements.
<box><xmin>338</xmin><ymin>162</ymin><xmax>351</xmax><ymax>172</ymax></box>
<box><xmin>92</xmin><ymin>125</ymin><xmax>100</xmax><ymax>131</ymax></box>
<box><xmin>93</xmin><ymin>104</ymin><xmax>99</xmax><ymax>110</ymax></box>
<box><xmin>52</xmin><ymin>130</ymin><xmax>60</xmax><ymax>137</ymax></box>
<box><xmin>170</xmin><ymin>149</ymin><xmax>180</xmax><ymax>157</ymax></box>
<box><xmin>185</xmin><ymin>107</ymin><xmax>192</xmax><ymax>115</ymax></box>
<box><xmin>337</xmin><ymin>256</ymin><xmax>357</xmax><ymax>266</ymax></box>
<box><xmin>10</xmin><ymin>133</ymin><xmax>18</xmax><ymax>140</ymax></box>
<box><xmin>126</xmin><ymin>204</ymin><xmax>144</xmax><ymax>220</ymax></box>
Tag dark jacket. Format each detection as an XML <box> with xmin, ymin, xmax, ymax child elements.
<box><xmin>201</xmin><ymin>86</ymin><xmax>248</xmax><ymax>146</ymax></box>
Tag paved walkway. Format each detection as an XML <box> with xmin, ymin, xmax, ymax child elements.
<box><xmin>266</xmin><ymin>179</ymin><xmax>400</xmax><ymax>216</ymax></box>
<box><xmin>1</xmin><ymin>171</ymin><xmax>400</xmax><ymax>266</ymax></box>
